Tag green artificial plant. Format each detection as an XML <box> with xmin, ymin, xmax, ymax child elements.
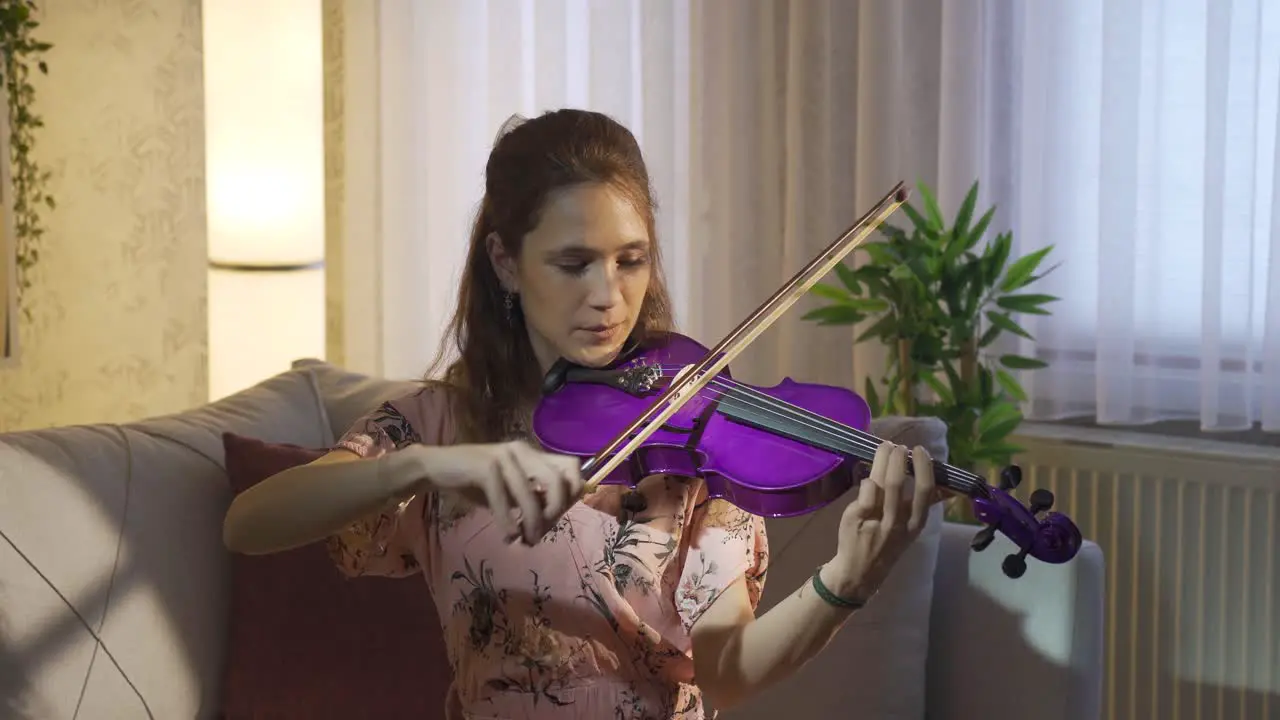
<box><xmin>0</xmin><ymin>0</ymin><xmax>52</xmax><ymax>320</ymax></box>
<box><xmin>804</xmin><ymin>180</ymin><xmax>1059</xmax><ymax>523</ymax></box>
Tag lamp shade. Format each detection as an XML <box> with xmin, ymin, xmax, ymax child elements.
<box><xmin>203</xmin><ymin>0</ymin><xmax>324</xmax><ymax>268</ymax></box>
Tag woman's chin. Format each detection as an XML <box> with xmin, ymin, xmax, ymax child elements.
<box><xmin>561</xmin><ymin>342</ymin><xmax>626</xmax><ymax>369</ymax></box>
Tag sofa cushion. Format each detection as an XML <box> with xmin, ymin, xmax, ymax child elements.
<box><xmin>291</xmin><ymin>358</ymin><xmax>420</xmax><ymax>442</ymax></box>
<box><xmin>0</xmin><ymin>361</ymin><xmax>392</xmax><ymax>719</ymax></box>
<box><xmin>0</xmin><ymin>361</ymin><xmax>427</xmax><ymax>719</ymax></box>
<box><xmin>137</xmin><ymin>363</ymin><xmax>335</xmax><ymax>460</ymax></box>
<box><xmin>926</xmin><ymin>523</ymin><xmax>1106</xmax><ymax>720</ymax></box>
<box><xmin>722</xmin><ymin>416</ymin><xmax>947</xmax><ymax>720</ymax></box>
<box><xmin>219</xmin><ymin>431</ymin><xmax>449</xmax><ymax>718</ymax></box>
<box><xmin>0</xmin><ymin>427</ymin><xmax>135</xmax><ymax>719</ymax></box>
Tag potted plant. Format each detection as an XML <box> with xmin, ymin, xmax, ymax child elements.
<box><xmin>804</xmin><ymin>179</ymin><xmax>1058</xmax><ymax>523</ymax></box>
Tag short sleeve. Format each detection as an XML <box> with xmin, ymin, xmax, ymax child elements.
<box><xmin>323</xmin><ymin>401</ymin><xmax>427</xmax><ymax>579</ymax></box>
<box><xmin>674</xmin><ymin>496</ymin><xmax>770</xmax><ymax>633</ymax></box>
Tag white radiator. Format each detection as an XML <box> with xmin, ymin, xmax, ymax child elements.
<box><xmin>1000</xmin><ymin>423</ymin><xmax>1280</xmax><ymax>720</ymax></box>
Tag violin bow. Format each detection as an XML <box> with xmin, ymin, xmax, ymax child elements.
<box><xmin>579</xmin><ymin>182</ymin><xmax>910</xmax><ymax>493</ymax></box>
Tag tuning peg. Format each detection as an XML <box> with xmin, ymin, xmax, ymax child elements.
<box><xmin>1002</xmin><ymin>548</ymin><xmax>1029</xmax><ymax>579</ymax></box>
<box><xmin>999</xmin><ymin>465</ymin><xmax>1022</xmax><ymax>490</ymax></box>
<box><xmin>1029</xmin><ymin>488</ymin><xmax>1054</xmax><ymax>514</ymax></box>
<box><xmin>970</xmin><ymin>524</ymin><xmax>997</xmax><ymax>552</ymax></box>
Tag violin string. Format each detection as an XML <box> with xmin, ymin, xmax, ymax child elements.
<box><xmin>606</xmin><ymin>363</ymin><xmax>990</xmax><ymax>493</ymax></box>
<box><xmin>646</xmin><ymin>364</ymin><xmax>987</xmax><ymax>495</ymax></box>
<box><xmin>700</xmin><ymin>378</ymin><xmax>986</xmax><ymax>496</ymax></box>
<box><xmin>650</xmin><ymin>365</ymin><xmax>894</xmax><ymax>460</ymax></box>
<box><xmin>692</xmin><ymin>374</ymin><xmax>987</xmax><ymax>495</ymax></box>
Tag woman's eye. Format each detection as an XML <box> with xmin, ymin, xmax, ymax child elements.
<box><xmin>555</xmin><ymin>254</ymin><xmax>647</xmax><ymax>277</ymax></box>
<box><xmin>619</xmin><ymin>255</ymin><xmax>649</xmax><ymax>269</ymax></box>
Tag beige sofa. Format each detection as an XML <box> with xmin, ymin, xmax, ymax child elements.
<box><xmin>0</xmin><ymin>359</ymin><xmax>1105</xmax><ymax>719</ymax></box>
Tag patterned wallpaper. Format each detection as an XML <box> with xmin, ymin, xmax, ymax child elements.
<box><xmin>323</xmin><ymin>0</ymin><xmax>347</xmax><ymax>368</ymax></box>
<box><xmin>0</xmin><ymin>0</ymin><xmax>207</xmax><ymax>432</ymax></box>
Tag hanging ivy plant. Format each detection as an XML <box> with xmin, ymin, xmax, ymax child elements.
<box><xmin>0</xmin><ymin>0</ymin><xmax>52</xmax><ymax>320</ymax></box>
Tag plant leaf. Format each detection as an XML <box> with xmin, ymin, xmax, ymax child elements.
<box><xmin>845</xmin><ymin>297</ymin><xmax>891</xmax><ymax>312</ymax></box>
<box><xmin>1000</xmin><ymin>354</ymin><xmax>1048</xmax><ymax>370</ymax></box>
<box><xmin>855</xmin><ymin>313</ymin><xmax>898</xmax><ymax>343</ymax></box>
<box><xmin>863</xmin><ymin>242</ymin><xmax>900</xmax><ymax>267</ymax></box>
<box><xmin>921</xmin><ymin>372</ymin><xmax>955</xmax><ymax>405</ymax></box>
<box><xmin>833</xmin><ymin>262</ymin><xmax>862</xmax><ymax>294</ymax></box>
<box><xmin>878</xmin><ymin>223</ymin><xmax>910</xmax><ymax>244</ymax></box>
<box><xmin>952</xmin><ymin>180</ymin><xmax>979</xmax><ymax>239</ymax></box>
<box><xmin>959</xmin><ymin>206</ymin><xmax>995</xmax><ymax>254</ymax></box>
<box><xmin>996</xmin><ymin>293</ymin><xmax>1058</xmax><ymax>315</ymax></box>
<box><xmin>984</xmin><ymin>310</ymin><xmax>1034</xmax><ymax>341</ymax></box>
<box><xmin>978</xmin><ymin>365</ymin><xmax>994</xmax><ymax>403</ymax></box>
<box><xmin>978</xmin><ymin>323</ymin><xmax>1000</xmax><ymax>348</ymax></box>
<box><xmin>962</xmin><ymin>261</ymin><xmax>985</xmax><ymax>317</ymax></box>
<box><xmin>889</xmin><ymin>264</ymin><xmax>916</xmax><ymax>281</ymax></box>
<box><xmin>916</xmin><ymin>181</ymin><xmax>947</xmax><ymax>233</ymax></box>
<box><xmin>809</xmin><ymin>282</ymin><xmax>851</xmax><ymax>303</ymax></box>
<box><xmin>999</xmin><ymin>245</ymin><xmax>1054</xmax><ymax>293</ymax></box>
<box><xmin>994</xmin><ymin>368</ymin><xmax>1028</xmax><ymax>401</ymax></box>
<box><xmin>984</xmin><ymin>231</ymin><xmax>1012</xmax><ymax>284</ymax></box>
<box><xmin>899</xmin><ymin>202</ymin><xmax>933</xmax><ymax>234</ymax></box>
<box><xmin>977</xmin><ymin>401</ymin><xmax>1022</xmax><ymax>443</ymax></box>
<box><xmin>801</xmin><ymin>305</ymin><xmax>866</xmax><ymax>325</ymax></box>
<box><xmin>863</xmin><ymin>378</ymin><xmax>882</xmax><ymax>416</ymax></box>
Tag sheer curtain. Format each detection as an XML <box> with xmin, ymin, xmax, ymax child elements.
<box><xmin>995</xmin><ymin>0</ymin><xmax>1280</xmax><ymax>432</ymax></box>
<box><xmin>328</xmin><ymin>0</ymin><xmax>1280</xmax><ymax>433</ymax></box>
<box><xmin>884</xmin><ymin>0</ymin><xmax>1280</xmax><ymax>434</ymax></box>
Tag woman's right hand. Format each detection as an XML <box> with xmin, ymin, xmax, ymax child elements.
<box><xmin>411</xmin><ymin>440</ymin><xmax>584</xmax><ymax>544</ymax></box>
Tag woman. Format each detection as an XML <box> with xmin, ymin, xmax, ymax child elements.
<box><xmin>223</xmin><ymin>108</ymin><xmax>946</xmax><ymax>719</ymax></box>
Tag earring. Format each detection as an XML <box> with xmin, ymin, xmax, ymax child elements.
<box><xmin>503</xmin><ymin>290</ymin><xmax>515</xmax><ymax>324</ymax></box>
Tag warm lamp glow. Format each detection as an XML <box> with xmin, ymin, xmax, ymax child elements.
<box><xmin>203</xmin><ymin>0</ymin><xmax>326</xmax><ymax>400</ymax></box>
<box><xmin>203</xmin><ymin>0</ymin><xmax>324</xmax><ymax>267</ymax></box>
<box><xmin>207</xmin><ymin>268</ymin><xmax>325</xmax><ymax>400</ymax></box>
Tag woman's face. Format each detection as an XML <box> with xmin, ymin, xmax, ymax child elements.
<box><xmin>488</xmin><ymin>183</ymin><xmax>653</xmax><ymax>372</ymax></box>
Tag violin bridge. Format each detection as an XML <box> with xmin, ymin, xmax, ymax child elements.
<box><xmin>666</xmin><ymin>365</ymin><xmax>702</xmax><ymax>404</ymax></box>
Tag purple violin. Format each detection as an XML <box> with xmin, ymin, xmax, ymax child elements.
<box><xmin>531</xmin><ymin>184</ymin><xmax>1084</xmax><ymax>578</ymax></box>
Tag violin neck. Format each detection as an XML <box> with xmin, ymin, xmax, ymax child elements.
<box><xmin>895</xmin><ymin>451</ymin><xmax>987</xmax><ymax>500</ymax></box>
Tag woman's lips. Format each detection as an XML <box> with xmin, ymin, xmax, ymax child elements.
<box><xmin>580</xmin><ymin>324</ymin><xmax>621</xmax><ymax>342</ymax></box>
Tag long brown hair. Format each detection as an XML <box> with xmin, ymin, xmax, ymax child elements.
<box><xmin>426</xmin><ymin>109</ymin><xmax>675</xmax><ymax>442</ymax></box>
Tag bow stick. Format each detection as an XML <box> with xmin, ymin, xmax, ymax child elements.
<box><xmin>578</xmin><ymin>182</ymin><xmax>910</xmax><ymax>493</ymax></box>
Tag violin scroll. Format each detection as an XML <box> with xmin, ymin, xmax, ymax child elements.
<box><xmin>968</xmin><ymin>465</ymin><xmax>1083</xmax><ymax>578</ymax></box>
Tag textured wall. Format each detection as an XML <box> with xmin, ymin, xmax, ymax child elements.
<box><xmin>0</xmin><ymin>1</ymin><xmax>207</xmax><ymax>432</ymax></box>
<box><xmin>323</xmin><ymin>0</ymin><xmax>346</xmax><ymax>368</ymax></box>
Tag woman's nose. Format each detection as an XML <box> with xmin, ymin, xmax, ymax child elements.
<box><xmin>587</xmin><ymin>266</ymin><xmax>622</xmax><ymax>309</ymax></box>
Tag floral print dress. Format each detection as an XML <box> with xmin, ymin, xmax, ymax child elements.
<box><xmin>325</xmin><ymin>386</ymin><xmax>770</xmax><ymax>720</ymax></box>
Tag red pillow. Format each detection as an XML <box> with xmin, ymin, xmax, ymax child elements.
<box><xmin>219</xmin><ymin>432</ymin><xmax>450</xmax><ymax>718</ymax></box>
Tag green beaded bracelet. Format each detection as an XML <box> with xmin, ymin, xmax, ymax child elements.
<box><xmin>811</xmin><ymin>565</ymin><xmax>866</xmax><ymax>610</ymax></box>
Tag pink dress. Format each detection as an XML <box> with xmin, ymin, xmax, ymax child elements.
<box><xmin>324</xmin><ymin>386</ymin><xmax>770</xmax><ymax>719</ymax></box>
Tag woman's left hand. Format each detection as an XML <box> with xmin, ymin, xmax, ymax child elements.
<box><xmin>822</xmin><ymin>442</ymin><xmax>951</xmax><ymax>602</ymax></box>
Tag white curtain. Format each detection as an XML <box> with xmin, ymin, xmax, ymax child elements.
<box><xmin>332</xmin><ymin>0</ymin><xmax>1280</xmax><ymax>434</ymax></box>
<box><xmin>991</xmin><ymin>0</ymin><xmax>1280</xmax><ymax>432</ymax></box>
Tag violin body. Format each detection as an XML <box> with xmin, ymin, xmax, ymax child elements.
<box><xmin>533</xmin><ymin>331</ymin><xmax>1084</xmax><ymax>575</ymax></box>
<box><xmin>535</xmin><ymin>331</ymin><xmax>871</xmax><ymax>518</ymax></box>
